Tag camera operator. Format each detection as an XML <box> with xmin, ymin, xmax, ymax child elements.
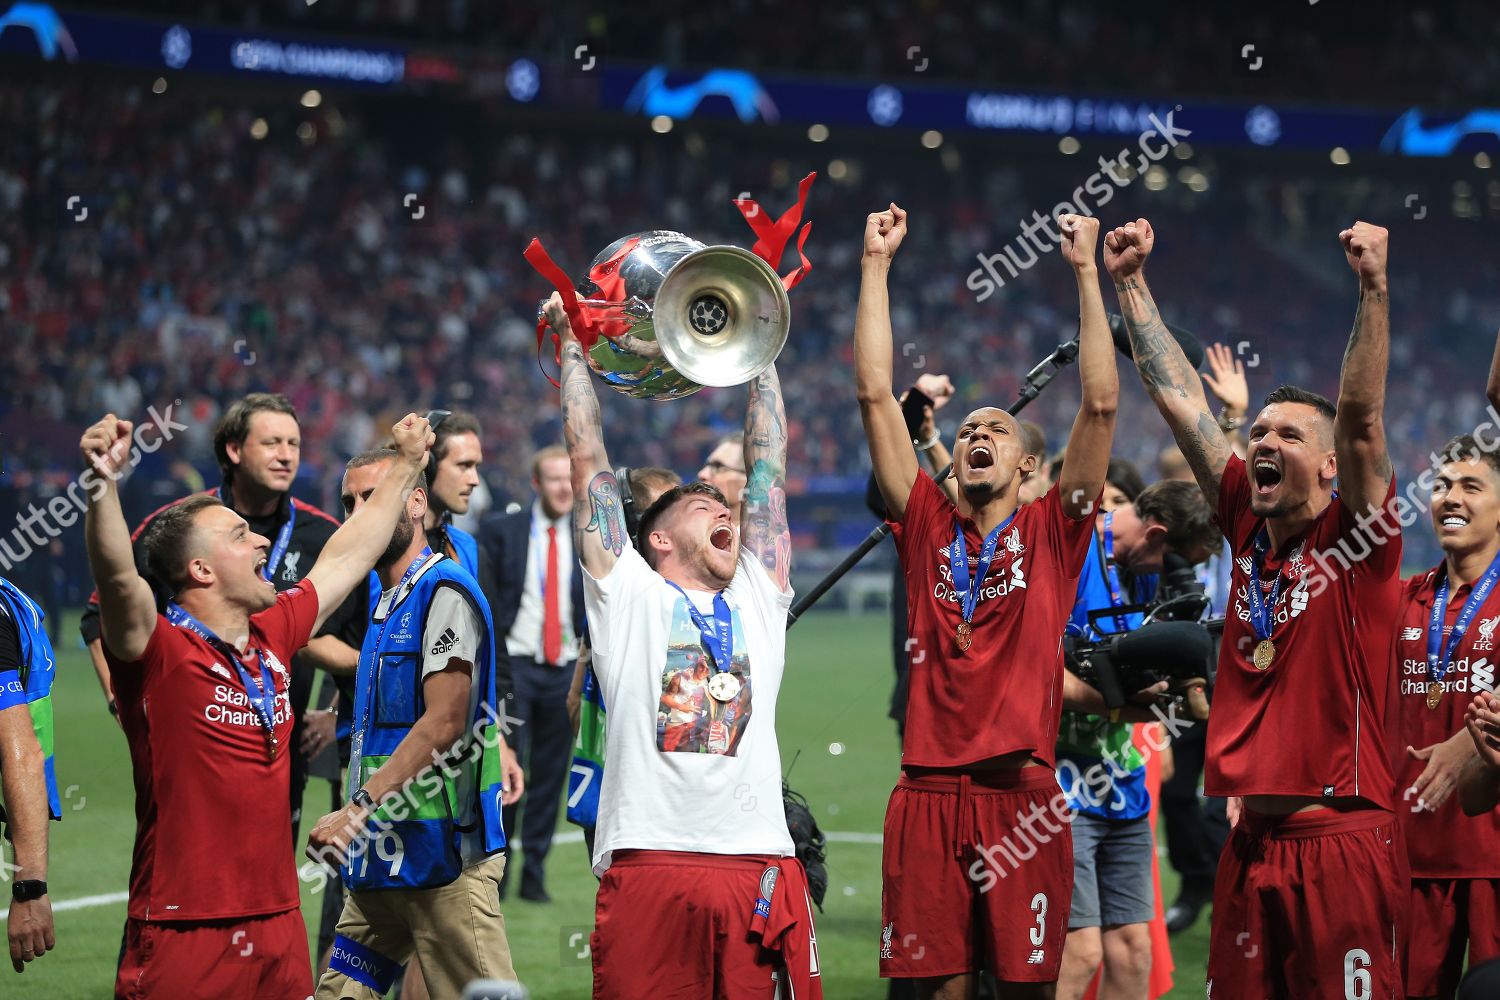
<box><xmin>1056</xmin><ymin>479</ymin><xmax>1219</xmax><ymax>1000</ymax></box>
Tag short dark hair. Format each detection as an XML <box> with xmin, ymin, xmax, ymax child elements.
<box><xmin>143</xmin><ymin>495</ymin><xmax>225</xmax><ymax>590</ymax></box>
<box><xmin>213</xmin><ymin>393</ymin><xmax>298</xmax><ymax>484</ymax></box>
<box><xmin>432</xmin><ymin>411</ymin><xmax>482</xmax><ymax>464</ymax></box>
<box><xmin>1135</xmin><ymin>480</ymin><xmax>1220</xmax><ymax>555</ymax></box>
<box><xmin>1106</xmin><ymin>458</ymin><xmax>1146</xmax><ymax>502</ymax></box>
<box><xmin>345</xmin><ymin>448</ymin><xmax>428</xmax><ymax>493</ymax></box>
<box><xmin>1437</xmin><ymin>434</ymin><xmax>1500</xmax><ymax>479</ymax></box>
<box><xmin>636</xmin><ymin>482</ymin><xmax>728</xmax><ymax>565</ymax></box>
<box><xmin>1263</xmin><ymin>385</ymin><xmax>1336</xmax><ymax>423</ymax></box>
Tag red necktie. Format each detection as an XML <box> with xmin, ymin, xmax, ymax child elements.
<box><xmin>543</xmin><ymin>525</ymin><xmax>562</xmax><ymax>664</ymax></box>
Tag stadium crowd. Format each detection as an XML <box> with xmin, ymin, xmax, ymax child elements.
<box><xmin>2</xmin><ymin>77</ymin><xmax>1497</xmax><ymax>601</ymax></box>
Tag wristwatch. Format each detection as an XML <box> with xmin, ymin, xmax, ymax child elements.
<box><xmin>351</xmin><ymin>787</ymin><xmax>375</xmax><ymax>810</ymax></box>
<box><xmin>12</xmin><ymin>880</ymin><xmax>47</xmax><ymax>902</ymax></box>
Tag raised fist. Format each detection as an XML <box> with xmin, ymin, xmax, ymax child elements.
<box><xmin>1103</xmin><ymin>218</ymin><xmax>1155</xmax><ymax>280</ymax></box>
<box><xmin>1059</xmin><ymin>214</ymin><xmax>1100</xmax><ymax>270</ymax></box>
<box><xmin>1339</xmin><ymin>221</ymin><xmax>1389</xmax><ymax>289</ymax></box>
<box><xmin>864</xmin><ymin>203</ymin><xmax>908</xmax><ymax>261</ymax></box>
<box><xmin>391</xmin><ymin>413</ymin><xmax>434</xmax><ymax>468</ymax></box>
<box><xmin>80</xmin><ymin>414</ymin><xmax>134</xmax><ymax>482</ymax></box>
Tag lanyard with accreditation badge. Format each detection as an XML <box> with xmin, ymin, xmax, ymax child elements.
<box><xmin>165</xmin><ymin>602</ymin><xmax>281</xmax><ymax>763</ymax></box>
<box><xmin>350</xmin><ymin>548</ymin><xmax>434</xmax><ymax>779</ymax></box>
<box><xmin>666</xmin><ymin>583</ymin><xmax>742</xmax><ymax>702</ymax></box>
<box><xmin>262</xmin><ymin>502</ymin><xmax>296</xmax><ymax>581</ymax></box>
<box><xmin>949</xmin><ymin>510</ymin><xmax>1018</xmax><ymax>652</ymax></box>
<box><xmin>1425</xmin><ymin>552</ymin><xmax>1500</xmax><ymax>710</ymax></box>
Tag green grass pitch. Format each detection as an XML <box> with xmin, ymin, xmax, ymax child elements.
<box><xmin>6</xmin><ymin>611</ymin><xmax>1210</xmax><ymax>998</ymax></box>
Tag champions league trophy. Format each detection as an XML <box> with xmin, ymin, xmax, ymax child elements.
<box><xmin>524</xmin><ymin>174</ymin><xmax>815</xmax><ymax>399</ymax></box>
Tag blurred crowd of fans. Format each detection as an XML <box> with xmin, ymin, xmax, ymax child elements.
<box><xmin>1</xmin><ymin>75</ymin><xmax>1497</xmax><ymax>608</ymax></box>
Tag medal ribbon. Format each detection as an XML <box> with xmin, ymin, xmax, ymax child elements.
<box><xmin>666</xmin><ymin>583</ymin><xmax>734</xmax><ymax>673</ymax></box>
<box><xmin>1427</xmin><ymin>552</ymin><xmax>1500</xmax><ymax>686</ymax></box>
<box><xmin>950</xmin><ymin>511</ymin><xmax>1018</xmax><ymax>628</ymax></box>
<box><xmin>263</xmin><ymin>502</ymin><xmax>296</xmax><ymax>581</ymax></box>
<box><xmin>1099</xmin><ymin>511</ymin><xmax>1131</xmax><ymax>636</ymax></box>
<box><xmin>1244</xmin><ymin>526</ymin><xmax>1287</xmax><ymax>642</ymax></box>
<box><xmin>350</xmin><ymin>548</ymin><xmax>435</xmax><ymax>794</ymax></box>
<box><xmin>166</xmin><ymin>602</ymin><xmax>278</xmax><ymax>756</ymax></box>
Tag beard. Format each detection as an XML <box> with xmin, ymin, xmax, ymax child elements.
<box><xmin>686</xmin><ymin>536</ymin><xmax>736</xmax><ymax>588</ymax></box>
<box><xmin>376</xmin><ymin>516</ymin><xmax>416</xmax><ymax>570</ymax></box>
<box><xmin>961</xmin><ymin>479</ymin><xmax>999</xmax><ymax>504</ymax></box>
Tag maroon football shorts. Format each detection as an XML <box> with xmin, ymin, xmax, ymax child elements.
<box><xmin>1406</xmin><ymin>877</ymin><xmax>1500</xmax><ymax>998</ymax></box>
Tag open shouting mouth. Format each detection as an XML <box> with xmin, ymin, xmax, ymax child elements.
<box><xmin>1252</xmin><ymin>456</ymin><xmax>1283</xmax><ymax>497</ymax></box>
<box><xmin>968</xmin><ymin>444</ymin><xmax>994</xmax><ymax>471</ymax></box>
<box><xmin>710</xmin><ymin>525</ymin><xmax>734</xmax><ymax>551</ymax></box>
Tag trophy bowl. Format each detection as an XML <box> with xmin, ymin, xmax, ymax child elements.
<box><xmin>570</xmin><ymin>231</ymin><xmax>791</xmax><ymax>400</ymax></box>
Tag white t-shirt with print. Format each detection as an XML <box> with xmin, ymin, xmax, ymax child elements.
<box><xmin>583</xmin><ymin>544</ymin><xmax>795</xmax><ymax>875</ymax></box>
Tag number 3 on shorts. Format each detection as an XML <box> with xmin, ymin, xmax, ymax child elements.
<box><xmin>1343</xmin><ymin>948</ymin><xmax>1370</xmax><ymax>1000</ymax></box>
<box><xmin>1029</xmin><ymin>893</ymin><xmax>1048</xmax><ymax>947</ymax></box>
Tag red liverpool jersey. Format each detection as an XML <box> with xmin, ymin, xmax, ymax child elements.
<box><xmin>1394</xmin><ymin>568</ymin><xmax>1500</xmax><ymax>877</ymax></box>
<box><xmin>106</xmin><ymin>582</ymin><xmax>320</xmax><ymax>921</ymax></box>
<box><xmin>888</xmin><ymin>472</ymin><xmax>1096</xmax><ymax>768</ymax></box>
<box><xmin>1207</xmin><ymin>454</ymin><xmax>1401</xmax><ymax>809</ymax></box>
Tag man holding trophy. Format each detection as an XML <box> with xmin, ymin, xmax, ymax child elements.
<box><xmin>528</xmin><ymin>209</ymin><xmax>820</xmax><ymax>998</ymax></box>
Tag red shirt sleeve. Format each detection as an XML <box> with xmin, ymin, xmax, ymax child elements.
<box><xmin>1217</xmin><ymin>454</ymin><xmax>1254</xmax><ymax>548</ymax></box>
<box><xmin>888</xmin><ymin>471</ymin><xmax>951</xmax><ymax>561</ymax></box>
<box><xmin>1035</xmin><ymin>483</ymin><xmax>1099</xmax><ymax>577</ymax></box>
<box><xmin>1314</xmin><ymin>475</ymin><xmax>1402</xmax><ymax>579</ymax></box>
<box><xmin>252</xmin><ymin>579</ymin><xmax>323</xmax><ymax>664</ymax></box>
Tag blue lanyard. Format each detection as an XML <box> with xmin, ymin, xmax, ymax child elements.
<box><xmin>263</xmin><ymin>502</ymin><xmax>296</xmax><ymax>581</ymax></box>
<box><xmin>1427</xmin><ymin>553</ymin><xmax>1500</xmax><ymax>685</ymax></box>
<box><xmin>166</xmin><ymin>602</ymin><xmax>279</xmax><ymax>756</ymax></box>
<box><xmin>1244</xmin><ymin>526</ymin><xmax>1287</xmax><ymax>642</ymax></box>
<box><xmin>950</xmin><ymin>510</ymin><xmax>1018</xmax><ymax>625</ymax></box>
<box><xmin>666</xmin><ymin>583</ymin><xmax>734</xmax><ymax>673</ymax></box>
<box><xmin>1099</xmin><ymin>511</ymin><xmax>1131</xmax><ymax>636</ymax></box>
<box><xmin>351</xmin><ymin>548</ymin><xmax>435</xmax><ymax>787</ymax></box>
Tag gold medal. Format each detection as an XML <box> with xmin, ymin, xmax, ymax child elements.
<box><xmin>1252</xmin><ymin>639</ymin><xmax>1276</xmax><ymax>671</ymax></box>
<box><xmin>956</xmin><ymin>620</ymin><xmax>973</xmax><ymax>652</ymax></box>
<box><xmin>1427</xmin><ymin>683</ymin><xmax>1444</xmax><ymax>710</ymax></box>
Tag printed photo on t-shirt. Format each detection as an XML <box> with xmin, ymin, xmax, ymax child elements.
<box><xmin>656</xmin><ymin>598</ymin><xmax>752</xmax><ymax>755</ymax></box>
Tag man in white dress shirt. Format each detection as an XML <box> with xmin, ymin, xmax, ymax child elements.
<box><xmin>481</xmin><ymin>444</ymin><xmax>586</xmax><ymax>901</ymax></box>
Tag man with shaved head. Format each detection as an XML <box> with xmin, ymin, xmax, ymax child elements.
<box><xmin>858</xmin><ymin>203</ymin><xmax>1118</xmax><ymax>998</ymax></box>
<box><xmin>1107</xmin><ymin>215</ymin><xmax>1404</xmax><ymax>997</ymax></box>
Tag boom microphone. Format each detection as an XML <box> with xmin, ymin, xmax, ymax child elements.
<box><xmin>1107</xmin><ymin>313</ymin><xmax>1206</xmax><ymax>369</ymax></box>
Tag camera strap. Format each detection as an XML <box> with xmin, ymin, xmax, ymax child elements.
<box><xmin>1098</xmin><ymin>512</ymin><xmax>1132</xmax><ymax>637</ymax></box>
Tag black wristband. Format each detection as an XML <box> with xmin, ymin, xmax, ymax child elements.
<box><xmin>12</xmin><ymin>879</ymin><xmax>46</xmax><ymax>902</ymax></box>
<box><xmin>351</xmin><ymin>787</ymin><xmax>375</xmax><ymax>810</ymax></box>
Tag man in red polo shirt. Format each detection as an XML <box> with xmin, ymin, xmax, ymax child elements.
<box><xmin>1106</xmin><ymin>216</ymin><xmax>1404</xmax><ymax>998</ymax></box>
<box><xmin>82</xmin><ymin>410</ymin><xmax>432</xmax><ymax>1000</ymax></box>
<box><xmin>1396</xmin><ymin>432</ymin><xmax>1500</xmax><ymax>998</ymax></box>
<box><xmin>858</xmin><ymin>204</ymin><xmax>1117</xmax><ymax>997</ymax></box>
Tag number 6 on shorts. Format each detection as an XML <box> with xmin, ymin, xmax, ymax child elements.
<box><xmin>1343</xmin><ymin>948</ymin><xmax>1370</xmax><ymax>1000</ymax></box>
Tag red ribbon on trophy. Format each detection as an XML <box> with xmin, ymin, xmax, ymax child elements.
<box><xmin>524</xmin><ymin>171</ymin><xmax>815</xmax><ymax>387</ymax></box>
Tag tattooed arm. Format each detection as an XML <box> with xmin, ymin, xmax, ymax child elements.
<box><xmin>1334</xmin><ymin>222</ymin><xmax>1393</xmax><ymax>518</ymax></box>
<box><xmin>1103</xmin><ymin>218</ymin><xmax>1231</xmax><ymax>508</ymax></box>
<box><xmin>741</xmin><ymin>364</ymin><xmax>792</xmax><ymax>592</ymax></box>
<box><xmin>548</xmin><ymin>294</ymin><xmax>626</xmax><ymax>579</ymax></box>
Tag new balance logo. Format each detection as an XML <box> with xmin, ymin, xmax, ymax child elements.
<box><xmin>1401</xmin><ymin>627</ymin><xmax>1422</xmax><ymax>642</ymax></box>
<box><xmin>430</xmin><ymin>628</ymin><xmax>460</xmax><ymax>656</ymax></box>
<box><xmin>1027</xmin><ymin>949</ymin><xmax>1045</xmax><ymax>965</ymax></box>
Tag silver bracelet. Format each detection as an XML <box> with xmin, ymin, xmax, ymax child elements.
<box><xmin>913</xmin><ymin>433</ymin><xmax>940</xmax><ymax>451</ymax></box>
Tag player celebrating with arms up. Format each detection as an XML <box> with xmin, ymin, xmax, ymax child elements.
<box><xmin>1107</xmin><ymin>216</ymin><xmax>1405</xmax><ymax>998</ymax></box>
<box><xmin>859</xmin><ymin>204</ymin><xmax>1117</xmax><ymax>998</ymax></box>
<box><xmin>549</xmin><ymin>292</ymin><xmax>819</xmax><ymax>1000</ymax></box>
